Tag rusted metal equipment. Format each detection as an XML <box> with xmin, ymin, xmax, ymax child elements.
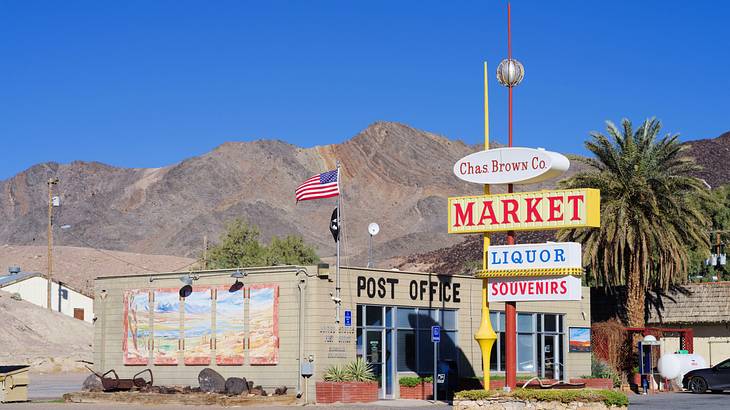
<box><xmin>86</xmin><ymin>366</ymin><xmax>153</xmax><ymax>392</ymax></box>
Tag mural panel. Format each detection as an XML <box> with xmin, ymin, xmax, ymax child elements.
<box><xmin>153</xmin><ymin>289</ymin><xmax>180</xmax><ymax>365</ymax></box>
<box><xmin>215</xmin><ymin>286</ymin><xmax>245</xmax><ymax>365</ymax></box>
<box><xmin>184</xmin><ymin>287</ymin><xmax>212</xmax><ymax>365</ymax></box>
<box><xmin>123</xmin><ymin>289</ymin><xmax>150</xmax><ymax>365</ymax></box>
<box><xmin>248</xmin><ymin>284</ymin><xmax>279</xmax><ymax>365</ymax></box>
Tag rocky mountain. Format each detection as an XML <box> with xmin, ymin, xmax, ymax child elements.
<box><xmin>2</xmin><ymin>123</ymin><xmax>726</xmax><ymax>275</ymax></box>
<box><xmin>684</xmin><ymin>131</ymin><xmax>730</xmax><ymax>188</ymax></box>
<box><xmin>0</xmin><ymin>122</ymin><xmax>487</xmax><ymax>267</ymax></box>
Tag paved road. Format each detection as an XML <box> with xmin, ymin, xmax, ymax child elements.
<box><xmin>629</xmin><ymin>391</ymin><xmax>730</xmax><ymax>409</ymax></box>
<box><xmin>27</xmin><ymin>373</ymin><xmax>87</xmax><ymax>401</ymax></box>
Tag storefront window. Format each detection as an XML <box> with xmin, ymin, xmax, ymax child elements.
<box><xmin>359</xmin><ymin>305</ymin><xmax>458</xmax><ymax>375</ymax></box>
<box><xmin>490</xmin><ymin>312</ymin><xmax>564</xmax><ymax>375</ymax></box>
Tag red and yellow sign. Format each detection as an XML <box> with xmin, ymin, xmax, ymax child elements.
<box><xmin>448</xmin><ymin>188</ymin><xmax>600</xmax><ymax>234</ymax></box>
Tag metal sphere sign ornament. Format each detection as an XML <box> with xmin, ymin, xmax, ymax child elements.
<box><xmin>496</xmin><ymin>58</ymin><xmax>524</xmax><ymax>87</ymax></box>
<box><xmin>368</xmin><ymin>222</ymin><xmax>380</xmax><ymax>236</ymax></box>
<box><xmin>453</xmin><ymin>147</ymin><xmax>570</xmax><ymax>185</ymax></box>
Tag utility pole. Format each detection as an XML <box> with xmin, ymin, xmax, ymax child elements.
<box><xmin>47</xmin><ymin>177</ymin><xmax>59</xmax><ymax>311</ymax></box>
<box><xmin>203</xmin><ymin>235</ymin><xmax>208</xmax><ymax>270</ymax></box>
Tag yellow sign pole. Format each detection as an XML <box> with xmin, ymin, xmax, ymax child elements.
<box><xmin>474</xmin><ymin>61</ymin><xmax>497</xmax><ymax>391</ymax></box>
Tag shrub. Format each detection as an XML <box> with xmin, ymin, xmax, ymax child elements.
<box><xmin>454</xmin><ymin>389</ymin><xmax>628</xmax><ymax>407</ymax></box>
<box><xmin>591</xmin><ymin>354</ymin><xmax>621</xmax><ymax>387</ymax></box>
<box><xmin>323</xmin><ymin>364</ymin><xmax>348</xmax><ymax>382</ymax></box>
<box><xmin>399</xmin><ymin>376</ymin><xmax>433</xmax><ymax>387</ymax></box>
<box><xmin>345</xmin><ymin>358</ymin><xmax>375</xmax><ymax>382</ymax></box>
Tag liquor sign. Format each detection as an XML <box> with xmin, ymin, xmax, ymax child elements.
<box><xmin>482</xmin><ymin>242</ymin><xmax>582</xmax><ymax>278</ymax></box>
<box><xmin>448</xmin><ymin>188</ymin><xmax>600</xmax><ymax>234</ymax></box>
<box><xmin>487</xmin><ymin>275</ymin><xmax>582</xmax><ymax>302</ymax></box>
<box><xmin>453</xmin><ymin>147</ymin><xmax>570</xmax><ymax>185</ymax></box>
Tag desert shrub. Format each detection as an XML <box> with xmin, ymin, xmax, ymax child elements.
<box><xmin>323</xmin><ymin>364</ymin><xmax>348</xmax><ymax>382</ymax></box>
<box><xmin>591</xmin><ymin>354</ymin><xmax>622</xmax><ymax>387</ymax></box>
<box><xmin>345</xmin><ymin>358</ymin><xmax>375</xmax><ymax>382</ymax></box>
<box><xmin>454</xmin><ymin>389</ymin><xmax>628</xmax><ymax>407</ymax></box>
<box><xmin>399</xmin><ymin>376</ymin><xmax>433</xmax><ymax>387</ymax></box>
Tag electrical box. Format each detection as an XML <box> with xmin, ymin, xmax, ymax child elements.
<box><xmin>317</xmin><ymin>263</ymin><xmax>330</xmax><ymax>278</ymax></box>
<box><xmin>301</xmin><ymin>362</ymin><xmax>314</xmax><ymax>378</ymax></box>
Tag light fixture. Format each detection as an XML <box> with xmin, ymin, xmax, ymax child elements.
<box><xmin>179</xmin><ymin>273</ymin><xmax>198</xmax><ymax>286</ymax></box>
<box><xmin>230</xmin><ymin>269</ymin><xmax>247</xmax><ymax>280</ymax></box>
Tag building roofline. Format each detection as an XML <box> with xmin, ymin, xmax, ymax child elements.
<box><xmin>0</xmin><ymin>271</ymin><xmax>93</xmax><ymax>299</ymax></box>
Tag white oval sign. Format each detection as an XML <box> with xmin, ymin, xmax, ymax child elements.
<box><xmin>453</xmin><ymin>147</ymin><xmax>569</xmax><ymax>185</ymax></box>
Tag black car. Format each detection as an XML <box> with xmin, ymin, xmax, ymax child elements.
<box><xmin>683</xmin><ymin>358</ymin><xmax>730</xmax><ymax>393</ymax></box>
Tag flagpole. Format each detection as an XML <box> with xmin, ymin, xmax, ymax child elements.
<box><xmin>335</xmin><ymin>161</ymin><xmax>341</xmax><ymax>323</ymax></box>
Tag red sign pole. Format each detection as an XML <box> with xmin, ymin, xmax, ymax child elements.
<box><xmin>505</xmin><ymin>2</ymin><xmax>517</xmax><ymax>391</ymax></box>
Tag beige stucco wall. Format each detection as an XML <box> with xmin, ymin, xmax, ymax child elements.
<box><xmin>659</xmin><ymin>324</ymin><xmax>730</xmax><ymax>366</ymax></box>
<box><xmin>3</xmin><ymin>276</ymin><xmax>94</xmax><ymax>322</ymax></box>
<box><xmin>94</xmin><ymin>266</ymin><xmax>591</xmax><ymax>400</ymax></box>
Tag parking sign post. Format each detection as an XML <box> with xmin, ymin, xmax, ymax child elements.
<box><xmin>431</xmin><ymin>325</ymin><xmax>441</xmax><ymax>402</ymax></box>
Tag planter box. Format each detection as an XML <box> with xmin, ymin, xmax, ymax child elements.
<box><xmin>315</xmin><ymin>381</ymin><xmax>378</xmax><ymax>404</ymax></box>
<box><xmin>399</xmin><ymin>382</ymin><xmax>433</xmax><ymax>400</ymax></box>
<box><xmin>570</xmin><ymin>378</ymin><xmax>613</xmax><ymax>390</ymax></box>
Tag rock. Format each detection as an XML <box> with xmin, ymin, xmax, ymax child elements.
<box><xmin>198</xmin><ymin>368</ymin><xmax>226</xmax><ymax>393</ymax></box>
<box><xmin>274</xmin><ymin>385</ymin><xmax>287</xmax><ymax>395</ymax></box>
<box><xmin>251</xmin><ymin>385</ymin><xmax>267</xmax><ymax>396</ymax></box>
<box><xmin>225</xmin><ymin>377</ymin><xmax>249</xmax><ymax>396</ymax></box>
<box><xmin>81</xmin><ymin>374</ymin><xmax>103</xmax><ymax>392</ymax></box>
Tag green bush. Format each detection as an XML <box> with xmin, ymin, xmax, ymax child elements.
<box><xmin>345</xmin><ymin>358</ymin><xmax>375</xmax><ymax>382</ymax></box>
<box><xmin>323</xmin><ymin>359</ymin><xmax>375</xmax><ymax>382</ymax></box>
<box><xmin>591</xmin><ymin>354</ymin><xmax>621</xmax><ymax>387</ymax></box>
<box><xmin>454</xmin><ymin>389</ymin><xmax>628</xmax><ymax>407</ymax></box>
<box><xmin>399</xmin><ymin>376</ymin><xmax>433</xmax><ymax>387</ymax></box>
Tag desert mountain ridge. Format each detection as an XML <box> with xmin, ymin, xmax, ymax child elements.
<box><xmin>1</xmin><ymin>122</ymin><xmax>727</xmax><ymax>285</ymax></box>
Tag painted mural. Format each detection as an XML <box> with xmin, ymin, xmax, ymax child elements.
<box><xmin>248</xmin><ymin>284</ymin><xmax>279</xmax><ymax>365</ymax></box>
<box><xmin>215</xmin><ymin>286</ymin><xmax>245</xmax><ymax>365</ymax></box>
<box><xmin>153</xmin><ymin>289</ymin><xmax>180</xmax><ymax>365</ymax></box>
<box><xmin>184</xmin><ymin>287</ymin><xmax>212</xmax><ymax>365</ymax></box>
<box><xmin>123</xmin><ymin>289</ymin><xmax>150</xmax><ymax>365</ymax></box>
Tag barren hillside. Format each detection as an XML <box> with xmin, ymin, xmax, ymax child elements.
<box><xmin>0</xmin><ymin>290</ymin><xmax>92</xmax><ymax>373</ymax></box>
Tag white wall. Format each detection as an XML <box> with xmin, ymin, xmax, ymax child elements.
<box><xmin>660</xmin><ymin>324</ymin><xmax>730</xmax><ymax>367</ymax></box>
<box><xmin>2</xmin><ymin>276</ymin><xmax>94</xmax><ymax>323</ymax></box>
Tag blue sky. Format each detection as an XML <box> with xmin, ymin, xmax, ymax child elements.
<box><xmin>2</xmin><ymin>1</ymin><xmax>728</xmax><ymax>179</ymax></box>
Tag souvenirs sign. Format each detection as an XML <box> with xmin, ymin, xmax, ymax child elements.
<box><xmin>487</xmin><ymin>275</ymin><xmax>582</xmax><ymax>302</ymax></box>
<box><xmin>448</xmin><ymin>188</ymin><xmax>600</xmax><ymax>234</ymax></box>
<box><xmin>483</xmin><ymin>242</ymin><xmax>582</xmax><ymax>277</ymax></box>
<box><xmin>454</xmin><ymin>147</ymin><xmax>570</xmax><ymax>185</ymax></box>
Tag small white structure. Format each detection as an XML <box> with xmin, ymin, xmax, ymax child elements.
<box><xmin>0</xmin><ymin>268</ymin><xmax>94</xmax><ymax>323</ymax></box>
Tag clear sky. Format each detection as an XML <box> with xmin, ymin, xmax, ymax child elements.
<box><xmin>2</xmin><ymin>0</ymin><xmax>728</xmax><ymax>179</ymax></box>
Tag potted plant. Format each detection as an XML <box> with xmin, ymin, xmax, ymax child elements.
<box><xmin>399</xmin><ymin>376</ymin><xmax>433</xmax><ymax>399</ymax></box>
<box><xmin>316</xmin><ymin>359</ymin><xmax>378</xmax><ymax>403</ymax></box>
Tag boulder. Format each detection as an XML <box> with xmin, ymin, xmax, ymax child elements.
<box><xmin>274</xmin><ymin>385</ymin><xmax>288</xmax><ymax>396</ymax></box>
<box><xmin>198</xmin><ymin>368</ymin><xmax>226</xmax><ymax>393</ymax></box>
<box><xmin>225</xmin><ymin>377</ymin><xmax>249</xmax><ymax>396</ymax></box>
<box><xmin>81</xmin><ymin>374</ymin><xmax>103</xmax><ymax>392</ymax></box>
<box><xmin>251</xmin><ymin>385</ymin><xmax>267</xmax><ymax>396</ymax></box>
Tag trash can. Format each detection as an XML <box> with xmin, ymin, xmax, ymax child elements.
<box><xmin>0</xmin><ymin>365</ymin><xmax>30</xmax><ymax>403</ymax></box>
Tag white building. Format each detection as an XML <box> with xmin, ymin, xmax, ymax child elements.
<box><xmin>0</xmin><ymin>269</ymin><xmax>94</xmax><ymax>323</ymax></box>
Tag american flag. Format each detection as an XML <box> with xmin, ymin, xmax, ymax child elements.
<box><xmin>295</xmin><ymin>169</ymin><xmax>339</xmax><ymax>202</ymax></box>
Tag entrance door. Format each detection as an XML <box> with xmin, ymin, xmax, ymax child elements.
<box><xmin>365</xmin><ymin>329</ymin><xmax>395</xmax><ymax>399</ymax></box>
<box><xmin>542</xmin><ymin>334</ymin><xmax>560</xmax><ymax>380</ymax></box>
<box><xmin>73</xmin><ymin>308</ymin><xmax>85</xmax><ymax>321</ymax></box>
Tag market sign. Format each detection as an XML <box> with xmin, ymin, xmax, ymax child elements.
<box><xmin>487</xmin><ymin>275</ymin><xmax>582</xmax><ymax>302</ymax></box>
<box><xmin>453</xmin><ymin>147</ymin><xmax>570</xmax><ymax>185</ymax></box>
<box><xmin>481</xmin><ymin>242</ymin><xmax>582</xmax><ymax>278</ymax></box>
<box><xmin>448</xmin><ymin>188</ymin><xmax>600</xmax><ymax>234</ymax></box>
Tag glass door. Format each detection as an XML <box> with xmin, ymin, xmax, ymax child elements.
<box><xmin>541</xmin><ymin>334</ymin><xmax>560</xmax><ymax>380</ymax></box>
<box><xmin>366</xmin><ymin>330</ymin><xmax>384</xmax><ymax>395</ymax></box>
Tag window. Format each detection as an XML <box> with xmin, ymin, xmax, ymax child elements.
<box><xmin>489</xmin><ymin>312</ymin><xmax>564</xmax><ymax>374</ymax></box>
<box><xmin>359</xmin><ymin>305</ymin><xmax>457</xmax><ymax>375</ymax></box>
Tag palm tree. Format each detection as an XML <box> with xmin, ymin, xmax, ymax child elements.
<box><xmin>558</xmin><ymin>118</ymin><xmax>711</xmax><ymax>327</ymax></box>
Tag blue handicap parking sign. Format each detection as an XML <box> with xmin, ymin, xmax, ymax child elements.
<box><xmin>431</xmin><ymin>325</ymin><xmax>441</xmax><ymax>342</ymax></box>
<box><xmin>344</xmin><ymin>310</ymin><xmax>352</xmax><ymax>327</ymax></box>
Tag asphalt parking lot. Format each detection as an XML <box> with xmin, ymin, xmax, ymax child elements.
<box><xmin>629</xmin><ymin>391</ymin><xmax>730</xmax><ymax>409</ymax></box>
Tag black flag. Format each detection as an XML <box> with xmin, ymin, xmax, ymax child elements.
<box><xmin>329</xmin><ymin>207</ymin><xmax>340</xmax><ymax>242</ymax></box>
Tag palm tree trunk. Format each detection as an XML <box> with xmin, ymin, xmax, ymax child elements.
<box><xmin>625</xmin><ymin>266</ymin><xmax>645</xmax><ymax>328</ymax></box>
